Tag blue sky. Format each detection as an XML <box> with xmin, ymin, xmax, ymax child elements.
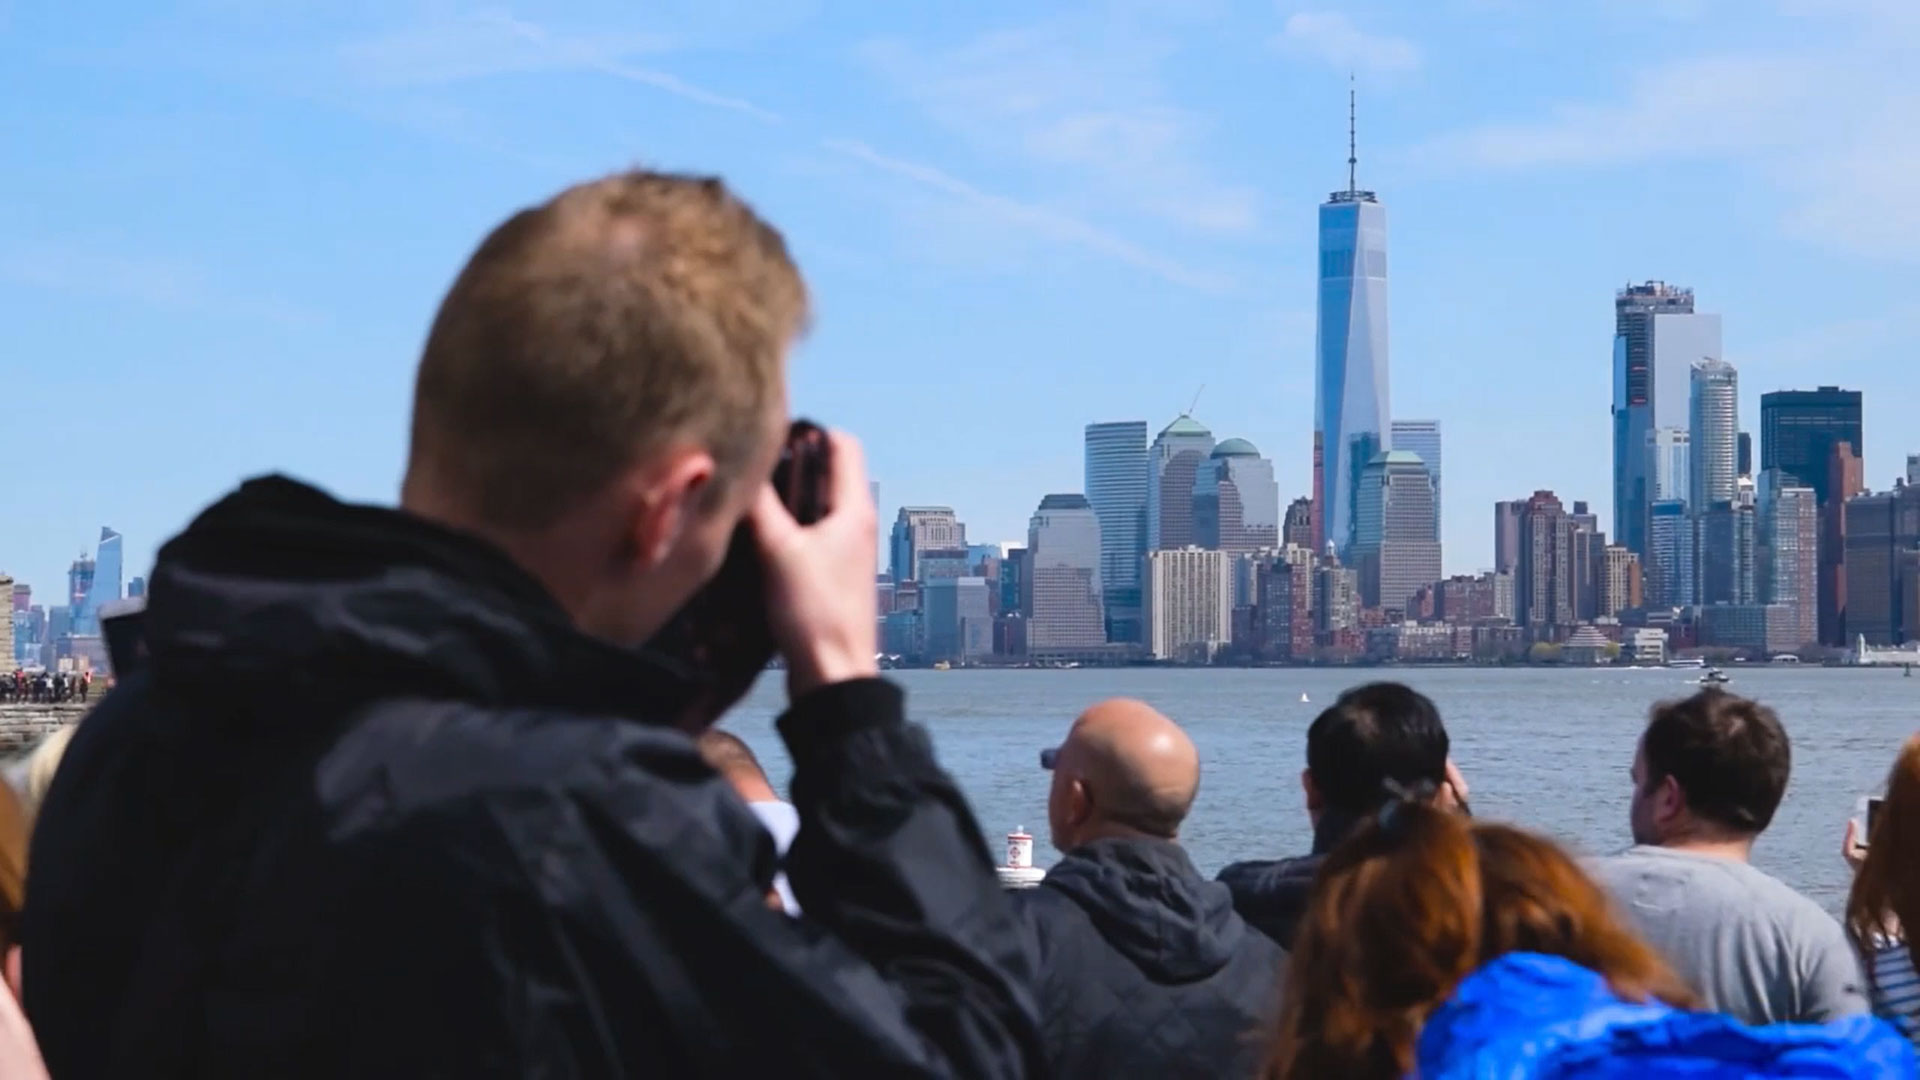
<box><xmin>5</xmin><ymin>0</ymin><xmax>1919</xmax><ymax>602</ymax></box>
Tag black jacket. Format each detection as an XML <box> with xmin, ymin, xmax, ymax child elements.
<box><xmin>1215</xmin><ymin>810</ymin><xmax>1362</xmax><ymax>950</ymax></box>
<box><xmin>1010</xmin><ymin>836</ymin><xmax>1284</xmax><ymax>1079</ymax></box>
<box><xmin>23</xmin><ymin>476</ymin><xmax>1043</xmax><ymax>1079</ymax></box>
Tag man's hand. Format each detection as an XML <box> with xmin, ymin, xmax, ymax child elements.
<box><xmin>751</xmin><ymin>430</ymin><xmax>881</xmax><ymax>698</ymax></box>
<box><xmin>1436</xmin><ymin>758</ymin><xmax>1472</xmax><ymax>816</ymax></box>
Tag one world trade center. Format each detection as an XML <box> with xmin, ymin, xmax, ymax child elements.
<box><xmin>1311</xmin><ymin>89</ymin><xmax>1391</xmax><ymax>558</ymax></box>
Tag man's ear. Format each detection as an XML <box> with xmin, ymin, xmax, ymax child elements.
<box><xmin>1301</xmin><ymin>768</ymin><xmax>1323</xmax><ymax>814</ymax></box>
<box><xmin>5</xmin><ymin>945</ymin><xmax>20</xmax><ymax>1003</ymax></box>
<box><xmin>626</xmin><ymin>449</ymin><xmax>717</xmax><ymax>570</ymax></box>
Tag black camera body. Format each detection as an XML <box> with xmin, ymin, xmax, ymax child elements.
<box><xmin>650</xmin><ymin>420</ymin><xmax>833</xmax><ymax>729</ymax></box>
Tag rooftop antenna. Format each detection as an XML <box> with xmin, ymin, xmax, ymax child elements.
<box><xmin>1186</xmin><ymin>384</ymin><xmax>1206</xmax><ymax>417</ymax></box>
<box><xmin>1347</xmin><ymin>72</ymin><xmax>1358</xmax><ymax>194</ymax></box>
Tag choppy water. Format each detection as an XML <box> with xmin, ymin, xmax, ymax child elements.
<box><xmin>724</xmin><ymin>666</ymin><xmax>1920</xmax><ymax>912</ymax></box>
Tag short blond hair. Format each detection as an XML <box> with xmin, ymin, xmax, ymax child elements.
<box><xmin>409</xmin><ymin>170</ymin><xmax>808</xmax><ymax>529</ymax></box>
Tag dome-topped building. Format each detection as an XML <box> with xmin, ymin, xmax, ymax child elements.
<box><xmin>1195</xmin><ymin>437</ymin><xmax>1279</xmax><ymax>555</ymax></box>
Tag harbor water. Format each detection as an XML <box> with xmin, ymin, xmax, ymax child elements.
<box><xmin>724</xmin><ymin>666</ymin><xmax>1920</xmax><ymax>912</ymax></box>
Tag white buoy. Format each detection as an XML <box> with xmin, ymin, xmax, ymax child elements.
<box><xmin>996</xmin><ymin>826</ymin><xmax>1046</xmax><ymax>889</ymax></box>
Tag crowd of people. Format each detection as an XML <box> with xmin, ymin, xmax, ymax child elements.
<box><xmin>0</xmin><ymin>169</ymin><xmax>1912</xmax><ymax>1077</ymax></box>
<box><xmin>0</xmin><ymin>671</ymin><xmax>89</xmax><ymax>706</ymax></box>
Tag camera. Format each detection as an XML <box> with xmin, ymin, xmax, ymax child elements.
<box><xmin>651</xmin><ymin>419</ymin><xmax>833</xmax><ymax>730</ymax></box>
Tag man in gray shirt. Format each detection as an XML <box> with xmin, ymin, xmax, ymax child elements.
<box><xmin>1590</xmin><ymin>689</ymin><xmax>1867</xmax><ymax>1024</ymax></box>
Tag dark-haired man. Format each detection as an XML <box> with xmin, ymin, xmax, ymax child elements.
<box><xmin>1216</xmin><ymin>681</ymin><xmax>1468</xmax><ymax>948</ymax></box>
<box><xmin>1016</xmin><ymin>699</ymin><xmax>1281</xmax><ymax>1080</ymax></box>
<box><xmin>25</xmin><ymin>172</ymin><xmax>1042</xmax><ymax>1077</ymax></box>
<box><xmin>1591</xmin><ymin>689</ymin><xmax>1866</xmax><ymax>1024</ymax></box>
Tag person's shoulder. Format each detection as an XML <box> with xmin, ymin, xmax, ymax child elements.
<box><xmin>1217</xmin><ymin>853</ymin><xmax>1320</xmax><ymax>891</ymax></box>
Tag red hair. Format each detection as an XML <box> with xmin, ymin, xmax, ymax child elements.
<box><xmin>1847</xmin><ymin>734</ymin><xmax>1920</xmax><ymax>988</ymax></box>
<box><xmin>1264</xmin><ymin>809</ymin><xmax>1693</xmax><ymax>1079</ymax></box>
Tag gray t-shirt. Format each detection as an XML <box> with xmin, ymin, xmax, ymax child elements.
<box><xmin>1590</xmin><ymin>845</ymin><xmax>1867</xmax><ymax>1025</ymax></box>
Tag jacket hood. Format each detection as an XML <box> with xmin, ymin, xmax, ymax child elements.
<box><xmin>142</xmin><ymin>475</ymin><xmax>700</xmax><ymax>726</ymax></box>
<box><xmin>1418</xmin><ymin>953</ymin><xmax>1917</xmax><ymax>1079</ymax></box>
<box><xmin>1042</xmin><ymin>837</ymin><xmax>1247</xmax><ymax>983</ymax></box>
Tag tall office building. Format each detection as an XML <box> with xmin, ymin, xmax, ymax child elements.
<box><xmin>1910</xmin><ymin>454</ymin><xmax>1920</xmax><ymax>487</ymax></box>
<box><xmin>1314</xmin><ymin>563</ymin><xmax>1360</xmax><ymax>636</ymax></box>
<box><xmin>67</xmin><ymin>556</ymin><xmax>95</xmax><ymax>614</ymax></box>
<box><xmin>10</xmin><ymin>584</ymin><xmax>26</xmax><ymax>613</ymax></box>
<box><xmin>1282</xmin><ymin>497</ymin><xmax>1314</xmax><ymax>550</ymax></box>
<box><xmin>1390</xmin><ymin>421</ymin><xmax>1442</xmax><ymax>528</ymax></box>
<box><xmin>1194</xmin><ymin>438</ymin><xmax>1280</xmax><ymax>554</ymax></box>
<box><xmin>1647</xmin><ymin>499</ymin><xmax>1696</xmax><ymax>608</ymax></box>
<box><xmin>1844</xmin><ymin>484</ymin><xmax>1920</xmax><ymax>645</ymax></box>
<box><xmin>1699</xmin><ymin>498</ymin><xmax>1757</xmax><ymax>607</ymax></box>
<box><xmin>1823</xmin><ymin>442</ymin><xmax>1866</xmax><ymax>644</ymax></box>
<box><xmin>1612</xmin><ymin>282</ymin><xmax>1720</xmax><ymax>557</ymax></box>
<box><xmin>1493</xmin><ymin>500</ymin><xmax>1524</xmax><ymax>575</ymax></box>
<box><xmin>1689</xmin><ymin>358</ymin><xmax>1739</xmax><ymax>511</ymax></box>
<box><xmin>1147</xmin><ymin>415</ymin><xmax>1215</xmax><ymax>551</ymax></box>
<box><xmin>1517</xmin><ymin>491</ymin><xmax>1575</xmax><ymax>633</ymax></box>
<box><xmin>1647</xmin><ymin>427</ymin><xmax>1690</xmax><ymax>504</ymax></box>
<box><xmin>1568</xmin><ymin>501</ymin><xmax>1603</xmax><ymax>620</ymax></box>
<box><xmin>1084</xmin><ymin>421</ymin><xmax>1149</xmax><ymax>643</ymax></box>
<box><xmin>1737</xmin><ymin>432</ymin><xmax>1753</xmax><ymax>479</ymax></box>
<box><xmin>1312</xmin><ymin>90</ymin><xmax>1391</xmax><ymax>559</ymax></box>
<box><xmin>1600</xmin><ymin>546</ymin><xmax>1643</xmax><ymax>617</ymax></box>
<box><xmin>0</xmin><ymin>574</ymin><xmax>11</xmax><ymax>671</ymax></box>
<box><xmin>1759</xmin><ymin>387</ymin><xmax>1864</xmax><ymax>503</ymax></box>
<box><xmin>889</xmin><ymin>507</ymin><xmax>965</xmax><ymax>583</ymax></box>
<box><xmin>1144</xmin><ymin>548</ymin><xmax>1235</xmax><ymax>661</ymax></box>
<box><xmin>1352</xmin><ymin>451</ymin><xmax>1441</xmax><ymax>613</ymax></box>
<box><xmin>922</xmin><ymin>577</ymin><xmax>992</xmax><ymax>663</ymax></box>
<box><xmin>1027</xmin><ymin>494</ymin><xmax>1106</xmax><ymax>650</ymax></box>
<box><xmin>1758</xmin><ymin>471</ymin><xmax>1819</xmax><ymax>650</ymax></box>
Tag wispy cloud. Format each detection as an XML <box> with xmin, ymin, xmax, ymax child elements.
<box><xmin>821</xmin><ymin>139</ymin><xmax>1231</xmax><ymax>291</ymax></box>
<box><xmin>340</xmin><ymin>9</ymin><xmax>780</xmax><ymax>122</ymax></box>
<box><xmin>859</xmin><ymin>22</ymin><xmax>1260</xmax><ymax>236</ymax></box>
<box><xmin>1414</xmin><ymin>3</ymin><xmax>1920</xmax><ymax>261</ymax></box>
<box><xmin>1275</xmin><ymin>12</ymin><xmax>1422</xmax><ymax>75</ymax></box>
<box><xmin>0</xmin><ymin>248</ymin><xmax>324</xmax><ymax>327</ymax></box>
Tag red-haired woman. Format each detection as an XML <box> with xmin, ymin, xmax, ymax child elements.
<box><xmin>1846</xmin><ymin>734</ymin><xmax>1920</xmax><ymax>1049</ymax></box>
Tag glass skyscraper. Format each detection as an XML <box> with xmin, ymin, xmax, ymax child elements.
<box><xmin>1312</xmin><ymin>98</ymin><xmax>1390</xmax><ymax>559</ymax></box>
<box><xmin>1352</xmin><ymin>450</ymin><xmax>1441</xmax><ymax>613</ymax></box>
<box><xmin>1084</xmin><ymin>421</ymin><xmax>1148</xmax><ymax>643</ymax></box>
<box><xmin>1389</xmin><ymin>420</ymin><xmax>1441</xmax><ymax>529</ymax></box>
<box><xmin>1689</xmin><ymin>358</ymin><xmax>1739</xmax><ymax>510</ymax></box>
<box><xmin>1612</xmin><ymin>282</ymin><xmax>1719</xmax><ymax>557</ymax></box>
<box><xmin>1758</xmin><ymin>387</ymin><xmax>1863</xmax><ymax>506</ymax></box>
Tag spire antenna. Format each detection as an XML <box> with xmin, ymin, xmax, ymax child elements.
<box><xmin>1347</xmin><ymin>72</ymin><xmax>1358</xmax><ymax>194</ymax></box>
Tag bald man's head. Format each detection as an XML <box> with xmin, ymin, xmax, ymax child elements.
<box><xmin>1046</xmin><ymin>699</ymin><xmax>1201</xmax><ymax>852</ymax></box>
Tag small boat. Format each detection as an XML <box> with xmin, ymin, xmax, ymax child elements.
<box><xmin>1300</xmin><ymin>692</ymin><xmax>1310</xmax><ymax>704</ymax></box>
<box><xmin>1699</xmin><ymin>668</ymin><xmax>1731</xmax><ymax>686</ymax></box>
<box><xmin>1667</xmin><ymin>656</ymin><xmax>1707</xmax><ymax>670</ymax></box>
<box><xmin>932</xmin><ymin>660</ymin><xmax>952</xmax><ymax>671</ymax></box>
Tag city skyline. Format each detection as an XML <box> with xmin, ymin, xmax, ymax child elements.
<box><xmin>7</xmin><ymin>2</ymin><xmax>1920</xmax><ymax>602</ymax></box>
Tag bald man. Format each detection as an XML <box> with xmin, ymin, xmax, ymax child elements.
<box><xmin>1011</xmin><ymin>699</ymin><xmax>1283</xmax><ymax>1080</ymax></box>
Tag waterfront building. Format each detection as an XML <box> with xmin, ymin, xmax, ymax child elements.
<box><xmin>1613</xmin><ymin>281</ymin><xmax>1718</xmax><ymax>557</ymax></box>
<box><xmin>1845</xmin><ymin>484</ymin><xmax>1920</xmax><ymax>644</ymax></box>
<box><xmin>889</xmin><ymin>507</ymin><xmax>964</xmax><ymax>584</ymax></box>
<box><xmin>1601</xmin><ymin>546</ymin><xmax>1643</xmax><ymax>618</ymax></box>
<box><xmin>1823</xmin><ymin>442</ymin><xmax>1866</xmax><ymax>644</ymax></box>
<box><xmin>1390</xmin><ymin>420</ymin><xmax>1442</xmax><ymax>528</ymax></box>
<box><xmin>1313</xmin><ymin>91</ymin><xmax>1391</xmax><ymax>558</ymax></box>
<box><xmin>923</xmin><ymin>577</ymin><xmax>992</xmax><ymax>664</ymax></box>
<box><xmin>1148</xmin><ymin>415</ymin><xmax>1214</xmax><ymax>551</ymax></box>
<box><xmin>1194</xmin><ymin>438</ymin><xmax>1280</xmax><ymax>554</ymax></box>
<box><xmin>1282</xmin><ymin>497</ymin><xmax>1314</xmax><ymax>549</ymax></box>
<box><xmin>1027</xmin><ymin>494</ymin><xmax>1106</xmax><ymax>650</ymax></box>
<box><xmin>1517</xmin><ymin>491</ymin><xmax>1576</xmax><ymax>634</ymax></box>
<box><xmin>1758</xmin><ymin>471</ymin><xmax>1819</xmax><ymax>649</ymax></box>
<box><xmin>1145</xmin><ymin>547</ymin><xmax>1234</xmax><ymax>662</ymax></box>
<box><xmin>1084</xmin><ymin>421</ymin><xmax>1148</xmax><ymax>643</ymax></box>
<box><xmin>1493</xmin><ymin>500</ymin><xmax>1524</xmax><ymax>575</ymax></box>
<box><xmin>1351</xmin><ymin>450</ymin><xmax>1441</xmax><ymax>613</ymax></box>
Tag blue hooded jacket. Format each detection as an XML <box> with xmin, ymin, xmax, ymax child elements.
<box><xmin>1418</xmin><ymin>953</ymin><xmax>1918</xmax><ymax>1079</ymax></box>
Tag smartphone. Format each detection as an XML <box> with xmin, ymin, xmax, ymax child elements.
<box><xmin>1853</xmin><ymin>795</ymin><xmax>1885</xmax><ymax>847</ymax></box>
<box><xmin>651</xmin><ymin>420</ymin><xmax>833</xmax><ymax>730</ymax></box>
